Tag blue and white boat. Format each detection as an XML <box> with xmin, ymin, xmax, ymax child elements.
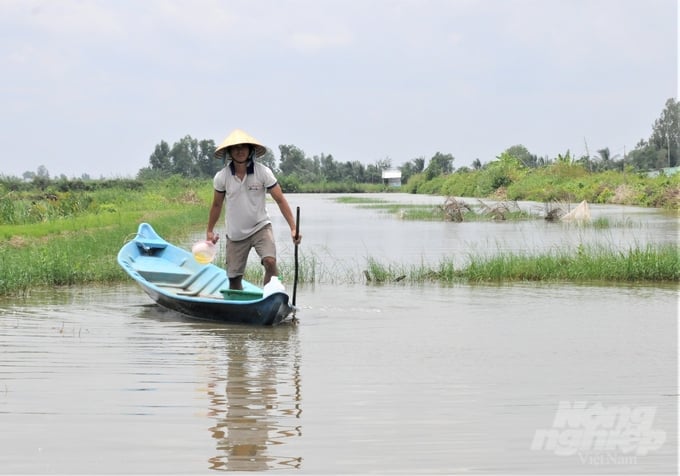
<box><xmin>117</xmin><ymin>223</ymin><xmax>294</xmax><ymax>326</ymax></box>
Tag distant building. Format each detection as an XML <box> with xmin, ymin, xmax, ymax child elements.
<box><xmin>382</xmin><ymin>169</ymin><xmax>402</xmax><ymax>187</ymax></box>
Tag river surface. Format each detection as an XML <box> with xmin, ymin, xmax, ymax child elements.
<box><xmin>0</xmin><ymin>193</ymin><xmax>677</xmax><ymax>474</ymax></box>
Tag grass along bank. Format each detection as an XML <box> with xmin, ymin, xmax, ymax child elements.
<box><xmin>403</xmin><ymin>162</ymin><xmax>680</xmax><ymax>209</ymax></box>
<box><xmin>0</xmin><ymin>208</ymin><xmax>208</xmax><ymax>296</ymax></box>
<box><xmin>0</xmin><ymin>178</ymin><xmax>212</xmax><ymax>296</ymax></box>
<box><xmin>360</xmin><ymin>243</ymin><xmax>679</xmax><ymax>284</ymax></box>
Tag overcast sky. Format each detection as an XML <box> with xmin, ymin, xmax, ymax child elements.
<box><xmin>1</xmin><ymin>0</ymin><xmax>677</xmax><ymax>179</ymax></box>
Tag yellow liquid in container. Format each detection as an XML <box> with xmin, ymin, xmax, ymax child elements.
<box><xmin>193</xmin><ymin>251</ymin><xmax>213</xmax><ymax>264</ymax></box>
<box><xmin>191</xmin><ymin>241</ymin><xmax>216</xmax><ymax>264</ymax></box>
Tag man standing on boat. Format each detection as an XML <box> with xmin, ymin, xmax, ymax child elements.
<box><xmin>206</xmin><ymin>129</ymin><xmax>301</xmax><ymax>290</ymax></box>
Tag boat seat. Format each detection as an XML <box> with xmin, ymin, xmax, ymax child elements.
<box><xmin>177</xmin><ymin>271</ymin><xmax>226</xmax><ymax>297</ymax></box>
<box><xmin>135</xmin><ymin>238</ymin><xmax>168</xmax><ymax>251</ymax></box>
<box><xmin>132</xmin><ymin>256</ymin><xmax>192</xmax><ymax>285</ymax></box>
<box><xmin>158</xmin><ymin>266</ymin><xmax>211</xmax><ymax>289</ymax></box>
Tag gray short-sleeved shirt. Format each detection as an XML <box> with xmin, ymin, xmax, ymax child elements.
<box><xmin>213</xmin><ymin>161</ymin><xmax>278</xmax><ymax>241</ymax></box>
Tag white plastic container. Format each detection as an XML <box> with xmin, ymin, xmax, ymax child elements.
<box><xmin>191</xmin><ymin>240</ymin><xmax>216</xmax><ymax>264</ymax></box>
<box><xmin>263</xmin><ymin>276</ymin><xmax>285</xmax><ymax>297</ymax></box>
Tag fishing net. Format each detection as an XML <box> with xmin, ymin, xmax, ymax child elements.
<box><xmin>561</xmin><ymin>200</ymin><xmax>591</xmax><ymax>222</ymax></box>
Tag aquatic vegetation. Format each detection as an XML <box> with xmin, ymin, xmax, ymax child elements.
<box><xmin>337</xmin><ymin>196</ymin><xmax>542</xmax><ymax>222</ymax></box>
<box><xmin>335</xmin><ymin>195</ymin><xmax>652</xmax><ymax>229</ymax></box>
<box><xmin>359</xmin><ymin>243</ymin><xmax>679</xmax><ymax>284</ymax></box>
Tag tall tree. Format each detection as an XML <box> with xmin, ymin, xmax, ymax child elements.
<box><xmin>195</xmin><ymin>139</ymin><xmax>218</xmax><ymax>177</ymax></box>
<box><xmin>650</xmin><ymin>98</ymin><xmax>679</xmax><ymax>167</ymax></box>
<box><xmin>278</xmin><ymin>145</ymin><xmax>307</xmax><ymax>176</ymax></box>
<box><xmin>339</xmin><ymin>161</ymin><xmax>365</xmax><ymax>182</ymax></box>
<box><xmin>424</xmin><ymin>152</ymin><xmax>454</xmax><ymax>179</ymax></box>
<box><xmin>319</xmin><ymin>153</ymin><xmax>339</xmax><ymax>181</ymax></box>
<box><xmin>149</xmin><ymin>140</ymin><xmax>171</xmax><ymax>173</ymax></box>
<box><xmin>627</xmin><ymin>139</ymin><xmax>663</xmax><ymax>171</ymax></box>
<box><xmin>399</xmin><ymin>156</ymin><xmax>425</xmax><ymax>184</ymax></box>
<box><xmin>169</xmin><ymin>135</ymin><xmax>199</xmax><ymax>177</ymax></box>
<box><xmin>36</xmin><ymin>165</ymin><xmax>50</xmax><ymax>179</ymax></box>
<box><xmin>503</xmin><ymin>145</ymin><xmax>538</xmax><ymax>168</ymax></box>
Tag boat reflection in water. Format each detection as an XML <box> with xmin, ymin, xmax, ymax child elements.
<box><xmin>205</xmin><ymin>324</ymin><xmax>302</xmax><ymax>471</ymax></box>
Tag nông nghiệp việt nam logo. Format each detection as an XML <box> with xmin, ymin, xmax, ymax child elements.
<box><xmin>531</xmin><ymin>401</ymin><xmax>667</xmax><ymax>464</ymax></box>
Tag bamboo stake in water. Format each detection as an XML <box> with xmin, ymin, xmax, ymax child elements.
<box><xmin>292</xmin><ymin>206</ymin><xmax>300</xmax><ymax>306</ymax></box>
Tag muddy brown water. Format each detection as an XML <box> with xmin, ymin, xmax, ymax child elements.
<box><xmin>0</xmin><ymin>194</ymin><xmax>677</xmax><ymax>473</ymax></box>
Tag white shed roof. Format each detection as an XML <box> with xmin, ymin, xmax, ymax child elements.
<box><xmin>381</xmin><ymin>169</ymin><xmax>402</xmax><ymax>179</ymax></box>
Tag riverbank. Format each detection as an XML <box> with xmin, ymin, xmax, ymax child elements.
<box><xmin>0</xmin><ymin>210</ymin><xmax>208</xmax><ymax>296</ymax></box>
<box><xmin>402</xmin><ymin>163</ymin><xmax>680</xmax><ymax>209</ymax></box>
<box><xmin>1</xmin><ymin>180</ymin><xmax>677</xmax><ymax>296</ymax></box>
<box><xmin>0</xmin><ymin>178</ymin><xmax>211</xmax><ymax>296</ymax></box>
<box><xmin>283</xmin><ymin>163</ymin><xmax>680</xmax><ymax>209</ymax></box>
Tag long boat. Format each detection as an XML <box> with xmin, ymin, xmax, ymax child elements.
<box><xmin>117</xmin><ymin>223</ymin><xmax>295</xmax><ymax>326</ymax></box>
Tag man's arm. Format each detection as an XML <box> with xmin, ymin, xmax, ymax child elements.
<box><xmin>207</xmin><ymin>190</ymin><xmax>225</xmax><ymax>243</ymax></box>
<box><xmin>269</xmin><ymin>184</ymin><xmax>301</xmax><ymax>244</ymax></box>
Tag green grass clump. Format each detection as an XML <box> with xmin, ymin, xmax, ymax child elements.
<box><xmin>243</xmin><ymin>252</ymin><xmax>319</xmax><ymax>287</ymax></box>
<box><xmin>359</xmin><ymin>244</ymin><xmax>679</xmax><ymax>284</ymax></box>
<box><xmin>460</xmin><ymin>244</ymin><xmax>679</xmax><ymax>282</ymax></box>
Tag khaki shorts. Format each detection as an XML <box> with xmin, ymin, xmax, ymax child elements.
<box><xmin>225</xmin><ymin>224</ymin><xmax>276</xmax><ymax>278</ymax></box>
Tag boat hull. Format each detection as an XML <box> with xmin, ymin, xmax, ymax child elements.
<box><xmin>140</xmin><ymin>284</ymin><xmax>292</xmax><ymax>326</ymax></box>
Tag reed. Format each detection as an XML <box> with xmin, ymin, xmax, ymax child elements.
<box><xmin>243</xmin><ymin>252</ymin><xmax>320</xmax><ymax>286</ymax></box>
<box><xmin>244</xmin><ymin>249</ymin><xmax>361</xmax><ymax>286</ymax></box>
<box><xmin>494</xmin><ymin>243</ymin><xmax>679</xmax><ymax>282</ymax></box>
<box><xmin>359</xmin><ymin>244</ymin><xmax>679</xmax><ymax>284</ymax></box>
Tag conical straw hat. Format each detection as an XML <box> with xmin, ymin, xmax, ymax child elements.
<box><xmin>214</xmin><ymin>129</ymin><xmax>267</xmax><ymax>160</ymax></box>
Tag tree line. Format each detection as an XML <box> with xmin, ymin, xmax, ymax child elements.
<box><xmin>4</xmin><ymin>98</ymin><xmax>677</xmax><ymax>190</ymax></box>
<box><xmin>137</xmin><ymin>97</ymin><xmax>678</xmax><ymax>184</ymax></box>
